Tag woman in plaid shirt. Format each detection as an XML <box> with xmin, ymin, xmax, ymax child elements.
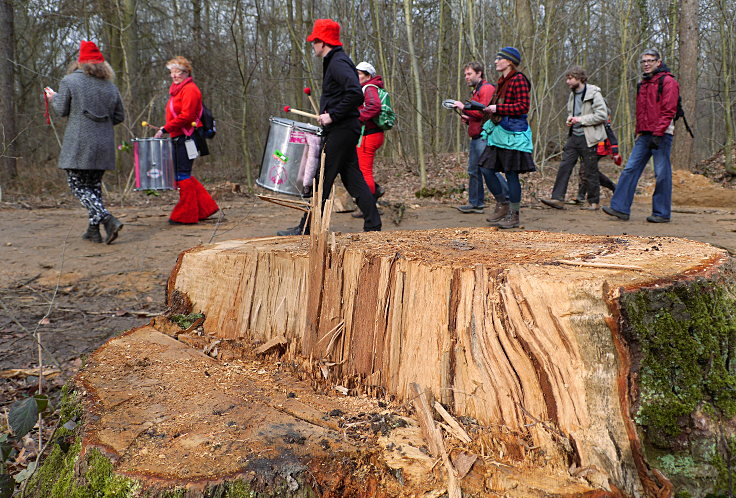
<box><xmin>479</xmin><ymin>47</ymin><xmax>536</xmax><ymax>229</ymax></box>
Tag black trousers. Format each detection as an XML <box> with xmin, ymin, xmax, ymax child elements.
<box><xmin>298</xmin><ymin>122</ymin><xmax>381</xmax><ymax>232</ymax></box>
<box><xmin>550</xmin><ymin>134</ymin><xmax>602</xmax><ymax>204</ymax></box>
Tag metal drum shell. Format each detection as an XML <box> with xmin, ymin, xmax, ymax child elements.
<box><xmin>133</xmin><ymin>138</ymin><xmax>176</xmax><ymax>191</ymax></box>
<box><xmin>257</xmin><ymin>117</ymin><xmax>322</xmax><ymax>197</ymax></box>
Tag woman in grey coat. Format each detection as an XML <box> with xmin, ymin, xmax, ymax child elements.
<box><xmin>44</xmin><ymin>41</ymin><xmax>125</xmax><ymax>244</ymax></box>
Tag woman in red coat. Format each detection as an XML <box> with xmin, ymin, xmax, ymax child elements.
<box><xmin>154</xmin><ymin>56</ymin><xmax>219</xmax><ymax>224</ymax></box>
<box><xmin>355</xmin><ymin>61</ymin><xmax>386</xmax><ymax>199</ymax></box>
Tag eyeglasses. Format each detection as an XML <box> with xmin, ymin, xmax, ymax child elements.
<box><xmin>640</xmin><ymin>59</ymin><xmax>659</xmax><ymax>65</ymax></box>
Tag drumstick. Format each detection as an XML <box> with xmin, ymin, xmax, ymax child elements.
<box><xmin>283</xmin><ymin>106</ymin><xmax>319</xmax><ymax>121</ymax></box>
<box><xmin>141</xmin><ymin>121</ymin><xmax>160</xmax><ymax>130</ymax></box>
<box><xmin>303</xmin><ymin>87</ymin><xmax>319</xmax><ymax>114</ymax></box>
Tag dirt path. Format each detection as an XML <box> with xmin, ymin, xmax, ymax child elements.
<box><xmin>1</xmin><ymin>177</ymin><xmax>735</xmax><ymax>403</ymax></box>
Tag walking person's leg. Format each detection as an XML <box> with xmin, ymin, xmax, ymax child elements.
<box><xmin>649</xmin><ymin>134</ymin><xmax>674</xmax><ymax>221</ymax></box>
<box><xmin>580</xmin><ymin>144</ymin><xmax>601</xmax><ymax>208</ymax></box>
<box><xmin>606</xmin><ymin>136</ymin><xmax>652</xmax><ymax>217</ymax></box>
<box><xmin>334</xmin><ymin>127</ymin><xmax>381</xmax><ymax>231</ymax></box>
<box><xmin>543</xmin><ymin>136</ymin><xmax>581</xmax><ymax>208</ymax></box>
<box><xmin>67</xmin><ymin>169</ymin><xmax>114</xmax><ymax>243</ymax></box>
<box><xmin>458</xmin><ymin>139</ymin><xmax>485</xmax><ymax>213</ymax></box>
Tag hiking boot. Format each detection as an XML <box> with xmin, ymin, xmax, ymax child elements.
<box><xmin>492</xmin><ymin>211</ymin><xmax>520</xmax><ymax>229</ymax></box>
<box><xmin>352</xmin><ymin>209</ymin><xmax>364</xmax><ymax>219</ymax></box>
<box><xmin>374</xmin><ymin>184</ymin><xmax>385</xmax><ymax>199</ymax></box>
<box><xmin>646</xmin><ymin>215</ymin><xmax>670</xmax><ymax>223</ymax></box>
<box><xmin>540</xmin><ymin>198</ymin><xmax>565</xmax><ymax>210</ymax></box>
<box><xmin>602</xmin><ymin>206</ymin><xmax>630</xmax><ymax>221</ymax></box>
<box><xmin>456</xmin><ymin>204</ymin><xmax>484</xmax><ymax>214</ymax></box>
<box><xmin>581</xmin><ymin>203</ymin><xmax>600</xmax><ymax>211</ymax></box>
<box><xmin>486</xmin><ymin>202</ymin><xmax>509</xmax><ymax>223</ymax></box>
<box><xmin>102</xmin><ymin>215</ymin><xmax>123</xmax><ymax>244</ymax></box>
<box><xmin>277</xmin><ymin>225</ymin><xmax>308</xmax><ymax>236</ymax></box>
<box><xmin>566</xmin><ymin>198</ymin><xmax>584</xmax><ymax>205</ymax></box>
<box><xmin>82</xmin><ymin>224</ymin><xmax>102</xmax><ymax>243</ymax></box>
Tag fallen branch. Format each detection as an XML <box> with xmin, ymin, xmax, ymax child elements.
<box><xmin>434</xmin><ymin>401</ymin><xmax>472</xmax><ymax>443</ymax></box>
<box><xmin>556</xmin><ymin>260</ymin><xmax>645</xmax><ymax>271</ymax></box>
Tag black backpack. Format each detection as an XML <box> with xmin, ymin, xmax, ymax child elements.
<box><xmin>637</xmin><ymin>74</ymin><xmax>693</xmax><ymax>138</ymax></box>
<box><xmin>200</xmin><ymin>104</ymin><xmax>216</xmax><ymax>139</ymax></box>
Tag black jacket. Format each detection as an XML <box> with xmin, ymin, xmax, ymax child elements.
<box><xmin>320</xmin><ymin>47</ymin><xmax>363</xmax><ymax>132</ymax></box>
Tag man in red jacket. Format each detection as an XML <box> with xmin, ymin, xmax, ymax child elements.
<box><xmin>453</xmin><ymin>62</ymin><xmax>509</xmax><ymax>221</ymax></box>
<box><xmin>603</xmin><ymin>49</ymin><xmax>679</xmax><ymax>223</ymax></box>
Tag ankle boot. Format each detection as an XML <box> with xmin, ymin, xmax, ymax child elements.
<box><xmin>486</xmin><ymin>202</ymin><xmax>509</xmax><ymax>223</ymax></box>
<box><xmin>491</xmin><ymin>210</ymin><xmax>520</xmax><ymax>229</ymax></box>
<box><xmin>82</xmin><ymin>224</ymin><xmax>102</xmax><ymax>243</ymax></box>
<box><xmin>102</xmin><ymin>215</ymin><xmax>123</xmax><ymax>244</ymax></box>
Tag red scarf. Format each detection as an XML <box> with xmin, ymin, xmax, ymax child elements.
<box><xmin>169</xmin><ymin>76</ymin><xmax>193</xmax><ymax>96</ymax></box>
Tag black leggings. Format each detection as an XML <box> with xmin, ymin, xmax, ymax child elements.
<box><xmin>66</xmin><ymin>169</ymin><xmax>110</xmax><ymax>225</ymax></box>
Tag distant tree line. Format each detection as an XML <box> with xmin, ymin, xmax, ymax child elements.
<box><xmin>0</xmin><ymin>0</ymin><xmax>734</xmax><ymax>192</ymax></box>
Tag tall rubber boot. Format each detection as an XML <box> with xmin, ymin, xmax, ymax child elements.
<box><xmin>169</xmin><ymin>178</ymin><xmax>199</xmax><ymax>224</ymax></box>
<box><xmin>189</xmin><ymin>176</ymin><xmax>220</xmax><ymax>220</ymax></box>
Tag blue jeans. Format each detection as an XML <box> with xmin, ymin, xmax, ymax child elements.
<box><xmin>468</xmin><ymin>137</ymin><xmax>508</xmax><ymax>206</ymax></box>
<box><xmin>610</xmin><ymin>134</ymin><xmax>673</xmax><ymax>219</ymax></box>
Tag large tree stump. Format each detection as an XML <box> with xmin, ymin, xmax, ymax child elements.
<box><xmin>167</xmin><ymin>228</ymin><xmax>736</xmax><ymax>495</ymax></box>
<box><xmin>36</xmin><ymin>228</ymin><xmax>736</xmax><ymax>496</ymax></box>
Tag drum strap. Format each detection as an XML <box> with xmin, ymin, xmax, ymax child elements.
<box><xmin>169</xmin><ymin>100</ymin><xmax>204</xmax><ymax>137</ymax></box>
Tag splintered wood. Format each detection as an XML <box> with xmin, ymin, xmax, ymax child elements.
<box><xmin>169</xmin><ymin>227</ymin><xmax>729</xmax><ymax>495</ymax></box>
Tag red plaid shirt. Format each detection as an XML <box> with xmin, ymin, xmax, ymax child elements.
<box><xmin>495</xmin><ymin>72</ymin><xmax>530</xmax><ymax>116</ymax></box>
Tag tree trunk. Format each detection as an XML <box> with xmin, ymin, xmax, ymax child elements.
<box><xmin>0</xmin><ymin>0</ymin><xmax>18</xmax><ymax>183</ymax></box>
<box><xmin>164</xmin><ymin>228</ymin><xmax>735</xmax><ymax>495</ymax></box>
<box><xmin>402</xmin><ymin>0</ymin><xmax>427</xmax><ymax>189</ymax></box>
<box><xmin>672</xmin><ymin>0</ymin><xmax>698</xmax><ymax>170</ymax></box>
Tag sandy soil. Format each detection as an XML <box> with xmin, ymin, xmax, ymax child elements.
<box><xmin>1</xmin><ymin>164</ymin><xmax>735</xmax><ymax>405</ymax></box>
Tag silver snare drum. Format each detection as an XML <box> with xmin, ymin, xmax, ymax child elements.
<box><xmin>257</xmin><ymin>117</ymin><xmax>322</xmax><ymax>196</ymax></box>
<box><xmin>133</xmin><ymin>138</ymin><xmax>176</xmax><ymax>191</ymax></box>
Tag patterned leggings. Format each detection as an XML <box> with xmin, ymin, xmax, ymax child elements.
<box><xmin>66</xmin><ymin>169</ymin><xmax>110</xmax><ymax>225</ymax></box>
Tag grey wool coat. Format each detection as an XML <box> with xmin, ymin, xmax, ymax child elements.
<box><xmin>52</xmin><ymin>70</ymin><xmax>125</xmax><ymax>171</ymax></box>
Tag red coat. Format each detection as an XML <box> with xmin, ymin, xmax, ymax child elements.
<box><xmin>359</xmin><ymin>75</ymin><xmax>384</xmax><ymax>134</ymax></box>
<box><xmin>635</xmin><ymin>70</ymin><xmax>679</xmax><ymax>136</ymax></box>
<box><xmin>165</xmin><ymin>79</ymin><xmax>202</xmax><ymax>138</ymax></box>
<box><xmin>463</xmin><ymin>80</ymin><xmax>495</xmax><ymax>138</ymax></box>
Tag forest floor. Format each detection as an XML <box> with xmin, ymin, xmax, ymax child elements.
<box><xmin>1</xmin><ymin>151</ymin><xmax>735</xmax><ymax>486</ymax></box>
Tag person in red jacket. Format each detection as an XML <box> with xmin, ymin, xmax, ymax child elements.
<box><xmin>154</xmin><ymin>56</ymin><xmax>219</xmax><ymax>224</ymax></box>
<box><xmin>355</xmin><ymin>61</ymin><xmax>385</xmax><ymax>199</ymax></box>
<box><xmin>603</xmin><ymin>48</ymin><xmax>679</xmax><ymax>223</ymax></box>
<box><xmin>452</xmin><ymin>62</ymin><xmax>509</xmax><ymax>220</ymax></box>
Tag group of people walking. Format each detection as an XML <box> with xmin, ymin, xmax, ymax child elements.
<box><xmin>455</xmin><ymin>48</ymin><xmax>680</xmax><ymax>226</ymax></box>
<box><xmin>47</xmin><ymin>41</ymin><xmax>220</xmax><ymax>245</ymax></box>
<box><xmin>50</xmin><ymin>26</ymin><xmax>681</xmax><ymax>244</ymax></box>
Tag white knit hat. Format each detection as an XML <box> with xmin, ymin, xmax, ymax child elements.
<box><xmin>356</xmin><ymin>61</ymin><xmax>376</xmax><ymax>77</ymax></box>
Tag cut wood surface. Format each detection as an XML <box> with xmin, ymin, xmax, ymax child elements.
<box><xmin>168</xmin><ymin>227</ymin><xmax>730</xmax><ymax>495</ymax></box>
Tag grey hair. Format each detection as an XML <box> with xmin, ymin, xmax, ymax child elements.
<box><xmin>641</xmin><ymin>48</ymin><xmax>661</xmax><ymax>60</ymax></box>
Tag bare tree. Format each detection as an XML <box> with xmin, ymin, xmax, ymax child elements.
<box><xmin>672</xmin><ymin>0</ymin><xmax>698</xmax><ymax>170</ymax></box>
<box><xmin>0</xmin><ymin>0</ymin><xmax>18</xmax><ymax>182</ymax></box>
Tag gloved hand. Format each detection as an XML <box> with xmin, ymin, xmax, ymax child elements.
<box><xmin>649</xmin><ymin>135</ymin><xmax>662</xmax><ymax>150</ymax></box>
<box><xmin>612</xmin><ymin>153</ymin><xmax>622</xmax><ymax>166</ymax></box>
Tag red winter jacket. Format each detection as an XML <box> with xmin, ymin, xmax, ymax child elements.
<box><xmin>359</xmin><ymin>75</ymin><xmax>385</xmax><ymax>135</ymax></box>
<box><xmin>463</xmin><ymin>80</ymin><xmax>495</xmax><ymax>138</ymax></box>
<box><xmin>635</xmin><ymin>69</ymin><xmax>679</xmax><ymax>136</ymax></box>
<box><xmin>165</xmin><ymin>79</ymin><xmax>202</xmax><ymax>138</ymax></box>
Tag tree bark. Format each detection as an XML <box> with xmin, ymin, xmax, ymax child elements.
<box><xmin>0</xmin><ymin>0</ymin><xmax>18</xmax><ymax>183</ymax></box>
<box><xmin>672</xmin><ymin>0</ymin><xmax>698</xmax><ymax>170</ymax></box>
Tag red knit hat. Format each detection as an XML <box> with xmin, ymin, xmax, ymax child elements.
<box><xmin>78</xmin><ymin>41</ymin><xmax>105</xmax><ymax>64</ymax></box>
<box><xmin>306</xmin><ymin>19</ymin><xmax>342</xmax><ymax>47</ymax></box>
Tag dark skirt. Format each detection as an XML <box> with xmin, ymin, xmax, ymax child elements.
<box><xmin>479</xmin><ymin>145</ymin><xmax>536</xmax><ymax>174</ymax></box>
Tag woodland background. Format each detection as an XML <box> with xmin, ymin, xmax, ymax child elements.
<box><xmin>0</xmin><ymin>0</ymin><xmax>734</xmax><ymax>194</ymax></box>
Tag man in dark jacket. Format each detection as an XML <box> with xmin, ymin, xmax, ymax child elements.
<box><xmin>603</xmin><ymin>49</ymin><xmax>679</xmax><ymax>223</ymax></box>
<box><xmin>277</xmin><ymin>18</ymin><xmax>381</xmax><ymax>235</ymax></box>
<box><xmin>452</xmin><ymin>62</ymin><xmax>509</xmax><ymax>220</ymax></box>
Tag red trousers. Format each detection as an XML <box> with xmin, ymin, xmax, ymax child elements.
<box><xmin>356</xmin><ymin>131</ymin><xmax>384</xmax><ymax>194</ymax></box>
<box><xmin>169</xmin><ymin>176</ymin><xmax>219</xmax><ymax>224</ymax></box>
